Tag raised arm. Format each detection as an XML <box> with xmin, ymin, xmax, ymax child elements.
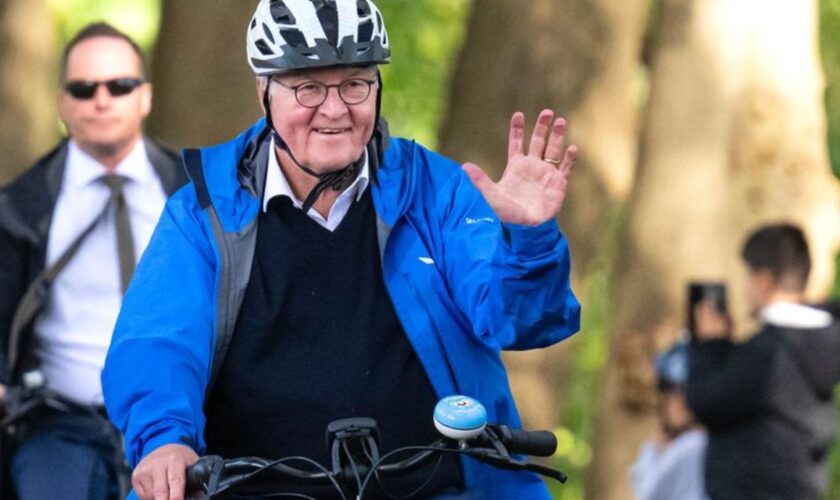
<box><xmin>434</xmin><ymin>110</ymin><xmax>581</xmax><ymax>350</ymax></box>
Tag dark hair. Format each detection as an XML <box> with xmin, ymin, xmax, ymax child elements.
<box><xmin>741</xmin><ymin>223</ymin><xmax>811</xmax><ymax>292</ymax></box>
<box><xmin>61</xmin><ymin>22</ymin><xmax>148</xmax><ymax>81</ymax></box>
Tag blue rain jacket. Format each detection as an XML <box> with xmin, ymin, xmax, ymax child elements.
<box><xmin>103</xmin><ymin>120</ymin><xmax>580</xmax><ymax>499</ymax></box>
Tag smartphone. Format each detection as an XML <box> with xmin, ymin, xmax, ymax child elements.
<box><xmin>687</xmin><ymin>282</ymin><xmax>727</xmax><ymax>339</ymax></box>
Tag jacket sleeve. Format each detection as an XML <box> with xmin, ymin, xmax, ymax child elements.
<box><xmin>433</xmin><ymin>159</ymin><xmax>581</xmax><ymax>351</ymax></box>
<box><xmin>102</xmin><ymin>184</ymin><xmax>216</xmax><ymax>467</ymax></box>
<box><xmin>686</xmin><ymin>336</ymin><xmax>773</xmax><ymax>430</ymax></box>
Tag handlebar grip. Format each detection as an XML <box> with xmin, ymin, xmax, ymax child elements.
<box><xmin>185</xmin><ymin>458</ymin><xmax>212</xmax><ymax>493</ymax></box>
<box><xmin>502</xmin><ymin>429</ymin><xmax>557</xmax><ymax>457</ymax></box>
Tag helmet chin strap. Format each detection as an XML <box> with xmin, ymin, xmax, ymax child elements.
<box><xmin>261</xmin><ymin>72</ymin><xmax>382</xmax><ymax>213</ymax></box>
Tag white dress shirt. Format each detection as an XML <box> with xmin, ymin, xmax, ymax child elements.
<box><xmin>34</xmin><ymin>139</ymin><xmax>167</xmax><ymax>405</ymax></box>
<box><xmin>263</xmin><ymin>139</ymin><xmax>369</xmax><ymax>231</ymax></box>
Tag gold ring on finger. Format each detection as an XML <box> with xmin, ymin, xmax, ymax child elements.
<box><xmin>544</xmin><ymin>158</ymin><xmax>561</xmax><ymax>165</ymax></box>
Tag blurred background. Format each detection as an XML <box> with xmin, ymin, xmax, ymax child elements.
<box><xmin>1</xmin><ymin>0</ymin><xmax>839</xmax><ymax>498</ymax></box>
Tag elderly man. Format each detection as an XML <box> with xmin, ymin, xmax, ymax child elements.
<box><xmin>0</xmin><ymin>23</ymin><xmax>185</xmax><ymax>500</ymax></box>
<box><xmin>103</xmin><ymin>1</ymin><xmax>581</xmax><ymax>499</ymax></box>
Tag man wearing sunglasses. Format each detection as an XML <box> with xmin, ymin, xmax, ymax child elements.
<box><xmin>0</xmin><ymin>22</ymin><xmax>185</xmax><ymax>500</ymax></box>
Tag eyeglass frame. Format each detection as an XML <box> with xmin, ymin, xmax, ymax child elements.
<box><xmin>63</xmin><ymin>77</ymin><xmax>146</xmax><ymax>100</ymax></box>
<box><xmin>270</xmin><ymin>77</ymin><xmax>378</xmax><ymax>108</ymax></box>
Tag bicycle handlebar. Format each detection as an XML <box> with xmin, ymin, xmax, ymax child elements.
<box><xmin>185</xmin><ymin>425</ymin><xmax>563</xmax><ymax>496</ymax></box>
<box><xmin>184</xmin><ymin>396</ymin><xmax>566</xmax><ymax>498</ymax></box>
<box><xmin>473</xmin><ymin>426</ymin><xmax>557</xmax><ymax>457</ymax></box>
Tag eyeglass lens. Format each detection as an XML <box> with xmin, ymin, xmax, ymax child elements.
<box><xmin>64</xmin><ymin>78</ymin><xmax>145</xmax><ymax>100</ymax></box>
<box><xmin>294</xmin><ymin>79</ymin><xmax>373</xmax><ymax>107</ymax></box>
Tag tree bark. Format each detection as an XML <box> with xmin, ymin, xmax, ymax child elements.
<box><xmin>0</xmin><ymin>0</ymin><xmax>57</xmax><ymax>184</ymax></box>
<box><xmin>437</xmin><ymin>0</ymin><xmax>647</xmax><ymax>429</ymax></box>
<box><xmin>147</xmin><ymin>0</ymin><xmax>262</xmax><ymax>149</ymax></box>
<box><xmin>587</xmin><ymin>1</ymin><xmax>840</xmax><ymax>498</ymax></box>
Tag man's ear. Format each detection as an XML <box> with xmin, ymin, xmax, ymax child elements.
<box><xmin>256</xmin><ymin>77</ymin><xmax>268</xmax><ymax>113</ymax></box>
<box><xmin>140</xmin><ymin>83</ymin><xmax>153</xmax><ymax>118</ymax></box>
<box><xmin>755</xmin><ymin>268</ymin><xmax>778</xmax><ymax>294</ymax></box>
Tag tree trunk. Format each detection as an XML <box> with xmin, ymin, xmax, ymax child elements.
<box><xmin>437</xmin><ymin>0</ymin><xmax>647</xmax><ymax>429</ymax></box>
<box><xmin>587</xmin><ymin>1</ymin><xmax>840</xmax><ymax>498</ymax></box>
<box><xmin>0</xmin><ymin>0</ymin><xmax>57</xmax><ymax>184</ymax></box>
<box><xmin>147</xmin><ymin>0</ymin><xmax>261</xmax><ymax>149</ymax></box>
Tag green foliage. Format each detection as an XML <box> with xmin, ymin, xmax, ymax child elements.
<box><xmin>375</xmin><ymin>0</ymin><xmax>471</xmax><ymax>149</ymax></box>
<box><xmin>546</xmin><ymin>206</ymin><xmax>624</xmax><ymax>499</ymax></box>
<box><xmin>48</xmin><ymin>0</ymin><xmax>161</xmax><ymax>51</ymax></box>
<box><xmin>546</xmin><ymin>266</ymin><xmax>609</xmax><ymax>499</ymax></box>
<box><xmin>822</xmin><ymin>0</ymin><xmax>840</xmax><ymax>491</ymax></box>
<box><xmin>822</xmin><ymin>0</ymin><xmax>840</xmax><ymax>179</ymax></box>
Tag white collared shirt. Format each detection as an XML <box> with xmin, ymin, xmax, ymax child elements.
<box><xmin>263</xmin><ymin>139</ymin><xmax>369</xmax><ymax>232</ymax></box>
<box><xmin>34</xmin><ymin>139</ymin><xmax>167</xmax><ymax>405</ymax></box>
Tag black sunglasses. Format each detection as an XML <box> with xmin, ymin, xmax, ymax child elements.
<box><xmin>63</xmin><ymin>78</ymin><xmax>145</xmax><ymax>100</ymax></box>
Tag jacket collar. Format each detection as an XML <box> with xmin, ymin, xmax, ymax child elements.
<box><xmin>198</xmin><ymin>118</ymin><xmax>407</xmax><ymax>232</ymax></box>
<box><xmin>0</xmin><ymin>140</ymin><xmax>68</xmax><ymax>246</ymax></box>
<box><xmin>0</xmin><ymin>138</ymin><xmax>184</xmax><ymax>247</ymax></box>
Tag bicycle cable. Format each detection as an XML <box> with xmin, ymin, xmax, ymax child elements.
<box><xmin>362</xmin><ymin>443</ymin><xmax>444</xmax><ymax>500</ymax></box>
<box><xmin>219</xmin><ymin>455</ymin><xmax>347</xmax><ymax>500</ymax></box>
<box><xmin>341</xmin><ymin>439</ymin><xmax>365</xmax><ymax>495</ymax></box>
<box><xmin>357</xmin><ymin>445</ymin><xmax>464</xmax><ymax>499</ymax></box>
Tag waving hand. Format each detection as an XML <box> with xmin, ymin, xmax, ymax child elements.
<box><xmin>462</xmin><ymin>110</ymin><xmax>578</xmax><ymax>226</ymax></box>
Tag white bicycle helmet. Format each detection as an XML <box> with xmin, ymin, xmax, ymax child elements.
<box><xmin>247</xmin><ymin>0</ymin><xmax>390</xmax><ymax>75</ymax></box>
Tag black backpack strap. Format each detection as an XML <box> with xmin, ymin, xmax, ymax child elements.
<box><xmin>7</xmin><ymin>197</ymin><xmax>113</xmax><ymax>375</ymax></box>
<box><xmin>181</xmin><ymin>149</ymin><xmax>233</xmax><ymax>400</ymax></box>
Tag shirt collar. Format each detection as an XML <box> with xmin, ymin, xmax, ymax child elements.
<box><xmin>66</xmin><ymin>138</ymin><xmax>152</xmax><ymax>188</ymax></box>
<box><xmin>759</xmin><ymin>301</ymin><xmax>833</xmax><ymax>329</ymax></box>
<box><xmin>262</xmin><ymin>138</ymin><xmax>370</xmax><ymax>213</ymax></box>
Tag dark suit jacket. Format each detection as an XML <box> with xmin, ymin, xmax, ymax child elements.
<box><xmin>0</xmin><ymin>138</ymin><xmax>187</xmax><ymax>383</ymax></box>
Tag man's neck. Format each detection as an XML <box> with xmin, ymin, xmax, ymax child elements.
<box><xmin>78</xmin><ymin>138</ymin><xmax>140</xmax><ymax>172</ymax></box>
<box><xmin>765</xmin><ymin>292</ymin><xmax>804</xmax><ymax>308</ymax></box>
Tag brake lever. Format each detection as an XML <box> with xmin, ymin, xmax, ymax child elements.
<box><xmin>462</xmin><ymin>449</ymin><xmax>567</xmax><ymax>484</ymax></box>
<box><xmin>522</xmin><ymin>461</ymin><xmax>567</xmax><ymax>483</ymax></box>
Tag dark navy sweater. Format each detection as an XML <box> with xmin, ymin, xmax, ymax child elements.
<box><xmin>204</xmin><ymin>190</ymin><xmax>461</xmax><ymax>498</ymax></box>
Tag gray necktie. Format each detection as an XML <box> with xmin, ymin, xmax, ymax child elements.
<box><xmin>100</xmin><ymin>174</ymin><xmax>135</xmax><ymax>293</ymax></box>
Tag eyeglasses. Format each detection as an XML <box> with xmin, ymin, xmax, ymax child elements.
<box><xmin>63</xmin><ymin>78</ymin><xmax>146</xmax><ymax>100</ymax></box>
<box><xmin>271</xmin><ymin>78</ymin><xmax>377</xmax><ymax>108</ymax></box>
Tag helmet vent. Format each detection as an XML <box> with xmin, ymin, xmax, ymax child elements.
<box><xmin>358</xmin><ymin>19</ymin><xmax>373</xmax><ymax>43</ymax></box>
<box><xmin>251</xmin><ymin>19</ymin><xmax>257</xmax><ymax>29</ymax></box>
<box><xmin>315</xmin><ymin>1</ymin><xmax>339</xmax><ymax>47</ymax></box>
<box><xmin>280</xmin><ymin>29</ymin><xmax>308</xmax><ymax>49</ymax></box>
<box><xmin>262</xmin><ymin>23</ymin><xmax>276</xmax><ymax>44</ymax></box>
<box><xmin>357</xmin><ymin>0</ymin><xmax>371</xmax><ymax>17</ymax></box>
<box><xmin>255</xmin><ymin>39</ymin><xmax>274</xmax><ymax>56</ymax></box>
<box><xmin>269</xmin><ymin>2</ymin><xmax>296</xmax><ymax>25</ymax></box>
